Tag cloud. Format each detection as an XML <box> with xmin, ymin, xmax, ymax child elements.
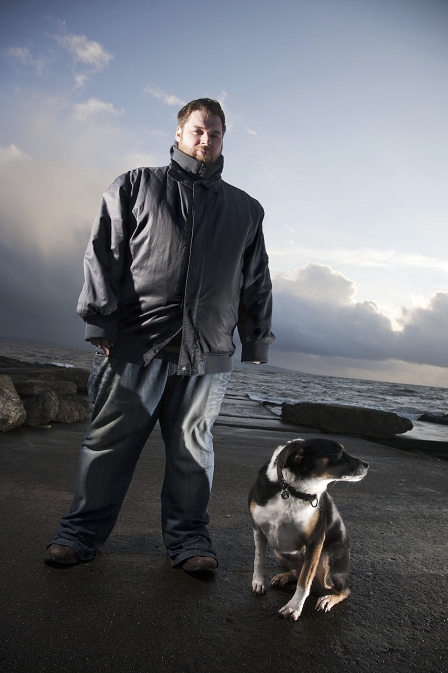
<box><xmin>0</xmin><ymin>240</ymin><xmax>85</xmax><ymax>349</ymax></box>
<box><xmin>217</xmin><ymin>91</ymin><xmax>228</xmax><ymax>105</ymax></box>
<box><xmin>0</xmin><ymin>142</ymin><xmax>108</xmax><ymax>254</ymax></box>
<box><xmin>0</xmin><ymin>88</ymin><xmax>157</xmax><ymax>351</ymax></box>
<box><xmin>275</xmin><ymin>264</ymin><xmax>356</xmax><ymax>305</ymax></box>
<box><xmin>145</xmin><ymin>86</ymin><xmax>185</xmax><ymax>107</ymax></box>
<box><xmin>74</xmin><ymin>73</ymin><xmax>89</xmax><ymax>88</ymax></box>
<box><xmin>268</xmin><ymin>246</ymin><xmax>448</xmax><ymax>273</ymax></box>
<box><xmin>245</xmin><ymin>127</ymin><xmax>257</xmax><ymax>136</ymax></box>
<box><xmin>7</xmin><ymin>46</ymin><xmax>47</xmax><ymax>75</ymax></box>
<box><xmin>0</xmin><ymin>143</ymin><xmax>31</xmax><ymax>165</ymax></box>
<box><xmin>272</xmin><ymin>263</ymin><xmax>448</xmax><ymax>367</ymax></box>
<box><xmin>0</xmin><ymin>88</ymin><xmax>157</xmax><ymax>257</ymax></box>
<box><xmin>72</xmin><ymin>98</ymin><xmax>122</xmax><ymax>122</ymax></box>
<box><xmin>7</xmin><ymin>46</ymin><xmax>32</xmax><ymax>65</ymax></box>
<box><xmin>56</xmin><ymin>33</ymin><xmax>113</xmax><ymax>71</ymax></box>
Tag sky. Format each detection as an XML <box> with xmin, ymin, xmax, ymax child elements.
<box><xmin>0</xmin><ymin>0</ymin><xmax>447</xmax><ymax>386</ymax></box>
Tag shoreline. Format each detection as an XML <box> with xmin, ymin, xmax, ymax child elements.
<box><xmin>2</xmin><ymin>339</ymin><xmax>448</xmax><ymax>450</ymax></box>
<box><xmin>0</xmin><ymin>339</ymin><xmax>96</xmax><ymax>369</ymax></box>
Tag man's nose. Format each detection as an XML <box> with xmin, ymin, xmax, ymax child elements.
<box><xmin>201</xmin><ymin>133</ymin><xmax>211</xmax><ymax>145</ymax></box>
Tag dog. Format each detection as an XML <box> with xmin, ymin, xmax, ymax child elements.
<box><xmin>249</xmin><ymin>438</ymin><xmax>368</xmax><ymax>620</ymax></box>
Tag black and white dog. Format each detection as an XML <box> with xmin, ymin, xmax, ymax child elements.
<box><xmin>249</xmin><ymin>438</ymin><xmax>368</xmax><ymax>620</ymax></box>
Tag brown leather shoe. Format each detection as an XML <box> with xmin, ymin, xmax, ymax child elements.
<box><xmin>182</xmin><ymin>556</ymin><xmax>218</xmax><ymax>573</ymax></box>
<box><xmin>44</xmin><ymin>544</ymin><xmax>80</xmax><ymax>567</ymax></box>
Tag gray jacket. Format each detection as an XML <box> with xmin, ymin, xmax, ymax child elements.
<box><xmin>78</xmin><ymin>146</ymin><xmax>275</xmax><ymax>375</ymax></box>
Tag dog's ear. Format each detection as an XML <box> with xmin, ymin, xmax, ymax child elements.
<box><xmin>277</xmin><ymin>441</ymin><xmax>304</xmax><ymax>471</ymax></box>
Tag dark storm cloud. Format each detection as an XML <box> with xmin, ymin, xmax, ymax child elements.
<box><xmin>272</xmin><ymin>265</ymin><xmax>448</xmax><ymax>368</ymax></box>
<box><xmin>0</xmin><ymin>241</ymin><xmax>86</xmax><ymax>349</ymax></box>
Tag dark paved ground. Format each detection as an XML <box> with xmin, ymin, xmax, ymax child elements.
<box><xmin>1</xmin><ymin>420</ymin><xmax>447</xmax><ymax>673</ymax></box>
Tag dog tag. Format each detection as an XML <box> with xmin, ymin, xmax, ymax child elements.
<box><xmin>281</xmin><ymin>489</ymin><xmax>290</xmax><ymax>499</ymax></box>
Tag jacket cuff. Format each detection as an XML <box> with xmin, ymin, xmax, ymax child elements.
<box><xmin>241</xmin><ymin>340</ymin><xmax>270</xmax><ymax>364</ymax></box>
<box><xmin>84</xmin><ymin>315</ymin><xmax>119</xmax><ymax>343</ymax></box>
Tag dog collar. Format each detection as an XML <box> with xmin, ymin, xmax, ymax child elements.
<box><xmin>276</xmin><ymin>444</ymin><xmax>319</xmax><ymax>507</ymax></box>
<box><xmin>276</xmin><ymin>461</ymin><xmax>319</xmax><ymax>506</ymax></box>
<box><xmin>279</xmin><ymin>477</ymin><xmax>319</xmax><ymax>507</ymax></box>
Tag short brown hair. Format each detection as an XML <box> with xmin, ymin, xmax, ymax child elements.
<box><xmin>177</xmin><ymin>98</ymin><xmax>226</xmax><ymax>134</ymax></box>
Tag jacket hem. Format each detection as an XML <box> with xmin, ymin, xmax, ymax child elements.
<box><xmin>104</xmin><ymin>333</ymin><xmax>234</xmax><ymax>374</ymax></box>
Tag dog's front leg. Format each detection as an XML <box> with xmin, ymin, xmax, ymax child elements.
<box><xmin>252</xmin><ymin>526</ymin><xmax>267</xmax><ymax>595</ymax></box>
<box><xmin>278</xmin><ymin>541</ymin><xmax>323</xmax><ymax>620</ymax></box>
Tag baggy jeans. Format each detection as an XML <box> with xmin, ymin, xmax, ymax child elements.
<box><xmin>51</xmin><ymin>354</ymin><xmax>231</xmax><ymax>565</ymax></box>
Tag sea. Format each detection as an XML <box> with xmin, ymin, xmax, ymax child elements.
<box><xmin>1</xmin><ymin>340</ymin><xmax>447</xmax><ymax>441</ymax></box>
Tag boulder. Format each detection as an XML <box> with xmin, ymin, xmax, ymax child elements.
<box><xmin>418</xmin><ymin>413</ymin><xmax>448</xmax><ymax>426</ymax></box>
<box><xmin>11</xmin><ymin>379</ymin><xmax>78</xmax><ymax>398</ymax></box>
<box><xmin>23</xmin><ymin>391</ymin><xmax>60</xmax><ymax>427</ymax></box>
<box><xmin>49</xmin><ymin>367</ymin><xmax>90</xmax><ymax>392</ymax></box>
<box><xmin>14</xmin><ymin>368</ymin><xmax>90</xmax><ymax>393</ymax></box>
<box><xmin>55</xmin><ymin>397</ymin><xmax>91</xmax><ymax>424</ymax></box>
<box><xmin>281</xmin><ymin>402</ymin><xmax>413</xmax><ymax>439</ymax></box>
<box><xmin>0</xmin><ymin>375</ymin><xmax>26</xmax><ymax>431</ymax></box>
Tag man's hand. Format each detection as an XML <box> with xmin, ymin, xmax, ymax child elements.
<box><xmin>88</xmin><ymin>338</ymin><xmax>114</xmax><ymax>356</ymax></box>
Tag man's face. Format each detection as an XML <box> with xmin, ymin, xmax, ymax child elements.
<box><xmin>175</xmin><ymin>109</ymin><xmax>224</xmax><ymax>164</ymax></box>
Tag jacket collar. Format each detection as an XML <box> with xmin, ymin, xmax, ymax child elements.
<box><xmin>169</xmin><ymin>145</ymin><xmax>223</xmax><ymax>190</ymax></box>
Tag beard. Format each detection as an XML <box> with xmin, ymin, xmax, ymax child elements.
<box><xmin>177</xmin><ymin>140</ymin><xmax>219</xmax><ymax>164</ymax></box>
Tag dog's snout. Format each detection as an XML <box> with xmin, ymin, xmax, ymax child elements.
<box><xmin>361</xmin><ymin>460</ymin><xmax>369</xmax><ymax>469</ymax></box>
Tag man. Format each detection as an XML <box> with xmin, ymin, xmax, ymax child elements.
<box><xmin>45</xmin><ymin>98</ymin><xmax>274</xmax><ymax>573</ymax></box>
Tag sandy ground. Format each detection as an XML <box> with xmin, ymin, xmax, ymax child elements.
<box><xmin>1</xmin><ymin>416</ymin><xmax>447</xmax><ymax>673</ymax></box>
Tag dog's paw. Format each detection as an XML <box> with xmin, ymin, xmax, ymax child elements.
<box><xmin>315</xmin><ymin>593</ymin><xmax>347</xmax><ymax>612</ymax></box>
<box><xmin>252</xmin><ymin>578</ymin><xmax>266</xmax><ymax>595</ymax></box>
<box><xmin>315</xmin><ymin>595</ymin><xmax>334</xmax><ymax>612</ymax></box>
<box><xmin>278</xmin><ymin>600</ymin><xmax>303</xmax><ymax>620</ymax></box>
<box><xmin>271</xmin><ymin>571</ymin><xmax>295</xmax><ymax>588</ymax></box>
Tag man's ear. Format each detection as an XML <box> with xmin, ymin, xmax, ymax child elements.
<box><xmin>175</xmin><ymin>125</ymin><xmax>182</xmax><ymax>142</ymax></box>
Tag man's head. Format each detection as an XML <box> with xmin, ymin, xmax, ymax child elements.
<box><xmin>176</xmin><ymin>98</ymin><xmax>225</xmax><ymax>164</ymax></box>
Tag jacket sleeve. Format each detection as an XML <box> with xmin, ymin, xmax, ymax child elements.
<box><xmin>77</xmin><ymin>172</ymin><xmax>132</xmax><ymax>343</ymax></box>
<box><xmin>237</xmin><ymin>208</ymin><xmax>275</xmax><ymax>363</ymax></box>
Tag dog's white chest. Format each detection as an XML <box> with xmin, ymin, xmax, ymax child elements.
<box><xmin>252</xmin><ymin>496</ymin><xmax>317</xmax><ymax>553</ymax></box>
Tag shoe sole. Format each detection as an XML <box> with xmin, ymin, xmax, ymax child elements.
<box><xmin>44</xmin><ymin>559</ymin><xmax>79</xmax><ymax>567</ymax></box>
<box><xmin>44</xmin><ymin>554</ymin><xmax>81</xmax><ymax>567</ymax></box>
<box><xmin>182</xmin><ymin>562</ymin><xmax>217</xmax><ymax>573</ymax></box>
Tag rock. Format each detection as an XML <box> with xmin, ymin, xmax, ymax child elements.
<box><xmin>55</xmin><ymin>397</ymin><xmax>91</xmax><ymax>424</ymax></box>
<box><xmin>0</xmin><ymin>375</ymin><xmax>26</xmax><ymax>431</ymax></box>
<box><xmin>25</xmin><ymin>368</ymin><xmax>89</xmax><ymax>392</ymax></box>
<box><xmin>9</xmin><ymin>368</ymin><xmax>90</xmax><ymax>393</ymax></box>
<box><xmin>48</xmin><ymin>368</ymin><xmax>90</xmax><ymax>393</ymax></box>
<box><xmin>11</xmin><ymin>379</ymin><xmax>78</xmax><ymax>398</ymax></box>
<box><xmin>23</xmin><ymin>391</ymin><xmax>60</xmax><ymax>427</ymax></box>
<box><xmin>281</xmin><ymin>402</ymin><xmax>413</xmax><ymax>439</ymax></box>
<box><xmin>417</xmin><ymin>413</ymin><xmax>448</xmax><ymax>426</ymax></box>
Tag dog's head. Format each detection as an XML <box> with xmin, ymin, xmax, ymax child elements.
<box><xmin>277</xmin><ymin>438</ymin><xmax>369</xmax><ymax>484</ymax></box>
